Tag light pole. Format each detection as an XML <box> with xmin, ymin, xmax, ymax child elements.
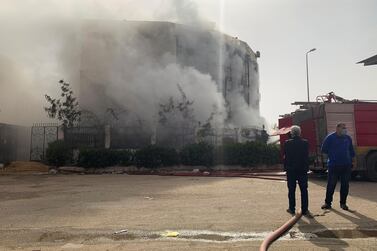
<box><xmin>306</xmin><ymin>48</ymin><xmax>316</xmax><ymax>102</ymax></box>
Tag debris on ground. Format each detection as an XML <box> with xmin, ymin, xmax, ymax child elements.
<box><xmin>58</xmin><ymin>166</ymin><xmax>85</xmax><ymax>173</ymax></box>
<box><xmin>164</xmin><ymin>231</ymin><xmax>179</xmax><ymax>237</ymax></box>
<box><xmin>48</xmin><ymin>169</ymin><xmax>58</xmax><ymax>175</ymax></box>
<box><xmin>113</xmin><ymin>229</ymin><xmax>128</xmax><ymax>235</ymax></box>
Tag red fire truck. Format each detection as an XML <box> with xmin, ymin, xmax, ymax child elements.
<box><xmin>277</xmin><ymin>92</ymin><xmax>377</xmax><ymax>181</ymax></box>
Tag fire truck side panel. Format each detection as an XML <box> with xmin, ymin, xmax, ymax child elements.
<box><xmin>325</xmin><ymin>103</ymin><xmax>357</xmax><ymax>145</ymax></box>
<box><xmin>278</xmin><ymin>116</ymin><xmax>293</xmax><ymax>158</ymax></box>
<box><xmin>354</xmin><ymin>103</ymin><xmax>377</xmax><ymax>147</ymax></box>
<box><xmin>300</xmin><ymin>119</ymin><xmax>317</xmax><ymax>154</ymax></box>
<box><xmin>354</xmin><ymin>104</ymin><xmax>377</xmax><ymax>175</ymax></box>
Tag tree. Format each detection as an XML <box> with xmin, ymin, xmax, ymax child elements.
<box><xmin>44</xmin><ymin>80</ymin><xmax>81</xmax><ymax>127</ymax></box>
<box><xmin>158</xmin><ymin>84</ymin><xmax>195</xmax><ymax>125</ymax></box>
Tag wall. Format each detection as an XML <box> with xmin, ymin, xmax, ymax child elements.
<box><xmin>0</xmin><ymin>123</ymin><xmax>30</xmax><ymax>164</ymax></box>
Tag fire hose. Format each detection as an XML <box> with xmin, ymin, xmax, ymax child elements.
<box><xmin>259</xmin><ymin>211</ymin><xmax>303</xmax><ymax>251</ymax></box>
<box><xmin>157</xmin><ymin>171</ymin><xmax>286</xmax><ymax>181</ymax></box>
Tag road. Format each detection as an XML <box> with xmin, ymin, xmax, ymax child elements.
<box><xmin>1</xmin><ymin>173</ymin><xmax>376</xmax><ymax>250</ymax></box>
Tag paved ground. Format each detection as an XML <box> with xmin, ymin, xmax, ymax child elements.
<box><xmin>0</xmin><ymin>173</ymin><xmax>377</xmax><ymax>250</ymax></box>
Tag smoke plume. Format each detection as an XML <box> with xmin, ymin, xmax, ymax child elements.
<box><xmin>0</xmin><ymin>0</ymin><xmax>263</xmax><ymax>132</ymax></box>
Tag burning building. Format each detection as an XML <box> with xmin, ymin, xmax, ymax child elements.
<box><xmin>78</xmin><ymin>20</ymin><xmax>263</xmax><ymax>147</ymax></box>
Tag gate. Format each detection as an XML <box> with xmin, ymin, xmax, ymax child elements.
<box><xmin>30</xmin><ymin>123</ymin><xmax>58</xmax><ymax>161</ymax></box>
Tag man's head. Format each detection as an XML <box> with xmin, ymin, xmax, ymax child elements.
<box><xmin>336</xmin><ymin>123</ymin><xmax>347</xmax><ymax>136</ymax></box>
<box><xmin>290</xmin><ymin>125</ymin><xmax>301</xmax><ymax>138</ymax></box>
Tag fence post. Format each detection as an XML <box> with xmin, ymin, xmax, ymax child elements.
<box><xmin>151</xmin><ymin>126</ymin><xmax>157</xmax><ymax>145</ymax></box>
<box><xmin>58</xmin><ymin>126</ymin><xmax>64</xmax><ymax>140</ymax></box>
<box><xmin>105</xmin><ymin>125</ymin><xmax>111</xmax><ymax>149</ymax></box>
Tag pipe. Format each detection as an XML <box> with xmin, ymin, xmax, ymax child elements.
<box><xmin>259</xmin><ymin>211</ymin><xmax>302</xmax><ymax>251</ymax></box>
<box><xmin>157</xmin><ymin>172</ymin><xmax>286</xmax><ymax>181</ymax></box>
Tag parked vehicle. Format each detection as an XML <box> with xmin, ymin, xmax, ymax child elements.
<box><xmin>277</xmin><ymin>92</ymin><xmax>377</xmax><ymax>181</ymax></box>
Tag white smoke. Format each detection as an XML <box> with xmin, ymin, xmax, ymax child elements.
<box><xmin>0</xmin><ymin>0</ymin><xmax>263</xmax><ymax>131</ymax></box>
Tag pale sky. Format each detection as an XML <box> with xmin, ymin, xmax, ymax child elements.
<box><xmin>1</xmin><ymin>0</ymin><xmax>377</xmax><ymax>126</ymax></box>
<box><xmin>193</xmin><ymin>0</ymin><xmax>377</xmax><ymax>125</ymax></box>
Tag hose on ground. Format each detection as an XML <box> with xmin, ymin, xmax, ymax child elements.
<box><xmin>259</xmin><ymin>211</ymin><xmax>303</xmax><ymax>251</ymax></box>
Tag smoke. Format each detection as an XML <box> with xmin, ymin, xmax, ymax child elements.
<box><xmin>0</xmin><ymin>17</ymin><xmax>81</xmax><ymax>125</ymax></box>
<box><xmin>0</xmin><ymin>0</ymin><xmax>263</xmax><ymax>132</ymax></box>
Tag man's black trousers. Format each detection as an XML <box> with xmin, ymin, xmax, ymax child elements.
<box><xmin>286</xmin><ymin>171</ymin><xmax>308</xmax><ymax>213</ymax></box>
<box><xmin>325</xmin><ymin>165</ymin><xmax>351</xmax><ymax>206</ymax></box>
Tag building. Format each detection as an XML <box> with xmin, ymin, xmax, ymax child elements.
<box><xmin>357</xmin><ymin>54</ymin><xmax>377</xmax><ymax>66</ymax></box>
<box><xmin>78</xmin><ymin>20</ymin><xmax>262</xmax><ymax>146</ymax></box>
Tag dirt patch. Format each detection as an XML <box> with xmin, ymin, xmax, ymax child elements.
<box><xmin>0</xmin><ymin>191</ymin><xmax>40</xmax><ymax>201</ymax></box>
<box><xmin>2</xmin><ymin>161</ymin><xmax>49</xmax><ymax>173</ymax></box>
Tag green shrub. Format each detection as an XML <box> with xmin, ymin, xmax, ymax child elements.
<box><xmin>77</xmin><ymin>149</ymin><xmax>135</xmax><ymax>168</ymax></box>
<box><xmin>216</xmin><ymin>142</ymin><xmax>280</xmax><ymax>166</ymax></box>
<box><xmin>180</xmin><ymin>142</ymin><xmax>214</xmax><ymax>166</ymax></box>
<box><xmin>45</xmin><ymin>140</ymin><xmax>72</xmax><ymax>167</ymax></box>
<box><xmin>263</xmin><ymin>144</ymin><xmax>280</xmax><ymax>165</ymax></box>
<box><xmin>135</xmin><ymin>145</ymin><xmax>179</xmax><ymax>168</ymax></box>
<box><xmin>115</xmin><ymin>149</ymin><xmax>135</xmax><ymax>166</ymax></box>
<box><xmin>217</xmin><ymin>143</ymin><xmax>243</xmax><ymax>165</ymax></box>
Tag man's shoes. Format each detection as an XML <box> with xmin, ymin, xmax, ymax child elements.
<box><xmin>321</xmin><ymin>203</ymin><xmax>332</xmax><ymax>210</ymax></box>
<box><xmin>340</xmin><ymin>204</ymin><xmax>349</xmax><ymax>211</ymax></box>
<box><xmin>286</xmin><ymin>208</ymin><xmax>295</xmax><ymax>215</ymax></box>
<box><xmin>302</xmin><ymin>210</ymin><xmax>313</xmax><ymax>218</ymax></box>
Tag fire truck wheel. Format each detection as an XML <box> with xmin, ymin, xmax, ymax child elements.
<box><xmin>366</xmin><ymin>152</ymin><xmax>377</xmax><ymax>182</ymax></box>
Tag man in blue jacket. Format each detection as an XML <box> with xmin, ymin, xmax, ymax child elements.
<box><xmin>321</xmin><ymin>123</ymin><xmax>355</xmax><ymax>210</ymax></box>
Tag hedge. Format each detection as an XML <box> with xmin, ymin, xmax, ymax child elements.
<box><xmin>45</xmin><ymin>140</ymin><xmax>73</xmax><ymax>167</ymax></box>
<box><xmin>78</xmin><ymin>149</ymin><xmax>134</xmax><ymax>168</ymax></box>
<box><xmin>67</xmin><ymin>142</ymin><xmax>280</xmax><ymax>169</ymax></box>
<box><xmin>216</xmin><ymin>142</ymin><xmax>280</xmax><ymax>166</ymax></box>
<box><xmin>134</xmin><ymin>145</ymin><xmax>179</xmax><ymax>168</ymax></box>
<box><xmin>180</xmin><ymin>142</ymin><xmax>214</xmax><ymax>166</ymax></box>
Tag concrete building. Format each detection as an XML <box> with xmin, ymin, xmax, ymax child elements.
<box><xmin>80</xmin><ymin>20</ymin><xmax>260</xmax><ymax>121</ymax></box>
<box><xmin>78</xmin><ymin>20</ymin><xmax>262</xmax><ymax>146</ymax></box>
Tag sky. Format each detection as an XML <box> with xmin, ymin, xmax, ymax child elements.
<box><xmin>193</xmin><ymin>0</ymin><xmax>377</xmax><ymax>125</ymax></box>
<box><xmin>0</xmin><ymin>0</ymin><xmax>376</xmax><ymax>126</ymax></box>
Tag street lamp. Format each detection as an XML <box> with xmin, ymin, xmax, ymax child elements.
<box><xmin>306</xmin><ymin>48</ymin><xmax>316</xmax><ymax>102</ymax></box>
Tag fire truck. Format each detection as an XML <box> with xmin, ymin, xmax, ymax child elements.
<box><xmin>277</xmin><ymin>92</ymin><xmax>377</xmax><ymax>181</ymax></box>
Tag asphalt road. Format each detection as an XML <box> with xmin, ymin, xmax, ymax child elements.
<box><xmin>1</xmin><ymin>173</ymin><xmax>376</xmax><ymax>250</ymax></box>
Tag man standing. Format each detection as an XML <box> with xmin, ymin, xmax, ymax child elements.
<box><xmin>284</xmin><ymin>125</ymin><xmax>309</xmax><ymax>215</ymax></box>
<box><xmin>321</xmin><ymin>123</ymin><xmax>355</xmax><ymax>210</ymax></box>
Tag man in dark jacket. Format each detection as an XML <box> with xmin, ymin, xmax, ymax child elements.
<box><xmin>284</xmin><ymin>125</ymin><xmax>310</xmax><ymax>215</ymax></box>
<box><xmin>321</xmin><ymin>123</ymin><xmax>355</xmax><ymax>210</ymax></box>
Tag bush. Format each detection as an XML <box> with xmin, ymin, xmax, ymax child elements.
<box><xmin>78</xmin><ymin>149</ymin><xmax>134</xmax><ymax>168</ymax></box>
<box><xmin>75</xmin><ymin>142</ymin><xmax>280</xmax><ymax>169</ymax></box>
<box><xmin>180</xmin><ymin>142</ymin><xmax>214</xmax><ymax>166</ymax></box>
<box><xmin>115</xmin><ymin>150</ymin><xmax>135</xmax><ymax>166</ymax></box>
<box><xmin>45</xmin><ymin>140</ymin><xmax>72</xmax><ymax>167</ymax></box>
<box><xmin>216</xmin><ymin>142</ymin><xmax>280</xmax><ymax>166</ymax></box>
<box><xmin>216</xmin><ymin>143</ymin><xmax>243</xmax><ymax>165</ymax></box>
<box><xmin>263</xmin><ymin>144</ymin><xmax>280</xmax><ymax>165</ymax></box>
<box><xmin>135</xmin><ymin>145</ymin><xmax>179</xmax><ymax>168</ymax></box>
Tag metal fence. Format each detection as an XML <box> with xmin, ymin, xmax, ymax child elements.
<box><xmin>110</xmin><ymin>126</ymin><xmax>151</xmax><ymax>149</ymax></box>
<box><xmin>27</xmin><ymin>123</ymin><xmax>267</xmax><ymax>161</ymax></box>
<box><xmin>64</xmin><ymin>126</ymin><xmax>105</xmax><ymax>148</ymax></box>
<box><xmin>156</xmin><ymin>126</ymin><xmax>196</xmax><ymax>148</ymax></box>
<box><xmin>30</xmin><ymin>123</ymin><xmax>58</xmax><ymax>161</ymax></box>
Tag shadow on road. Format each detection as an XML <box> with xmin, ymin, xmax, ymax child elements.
<box><xmin>308</xmin><ymin>173</ymin><xmax>377</xmax><ymax>204</ymax></box>
<box><xmin>332</xmin><ymin>208</ymin><xmax>377</xmax><ymax>230</ymax></box>
<box><xmin>297</xmin><ymin>213</ymin><xmax>349</xmax><ymax>251</ymax></box>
